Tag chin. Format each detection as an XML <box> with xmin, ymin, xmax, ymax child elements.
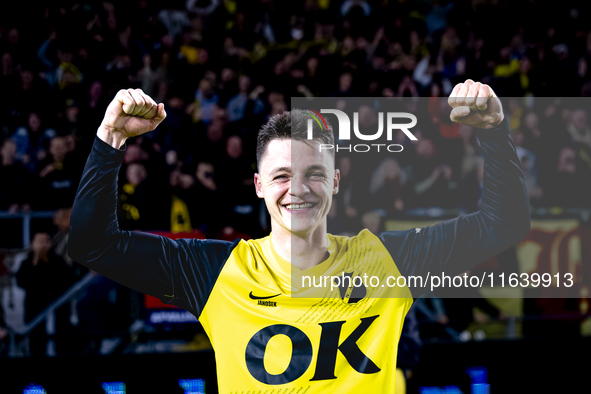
<box><xmin>288</xmin><ymin>219</ymin><xmax>322</xmax><ymax>235</ymax></box>
<box><xmin>288</xmin><ymin>226</ymin><xmax>312</xmax><ymax>235</ymax></box>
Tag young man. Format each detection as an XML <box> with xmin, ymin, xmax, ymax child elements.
<box><xmin>69</xmin><ymin>79</ymin><xmax>530</xmax><ymax>392</ymax></box>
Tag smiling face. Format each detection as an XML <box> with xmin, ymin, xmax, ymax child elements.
<box><xmin>255</xmin><ymin>138</ymin><xmax>339</xmax><ymax>236</ymax></box>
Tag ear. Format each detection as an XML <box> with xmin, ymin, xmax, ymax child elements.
<box><xmin>254</xmin><ymin>173</ymin><xmax>264</xmax><ymax>198</ymax></box>
<box><xmin>333</xmin><ymin>169</ymin><xmax>340</xmax><ymax>194</ymax></box>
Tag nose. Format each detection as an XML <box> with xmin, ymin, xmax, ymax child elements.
<box><xmin>289</xmin><ymin>174</ymin><xmax>310</xmax><ymax>197</ymax></box>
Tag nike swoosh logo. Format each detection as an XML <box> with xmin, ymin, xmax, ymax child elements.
<box><xmin>249</xmin><ymin>291</ymin><xmax>281</xmax><ymax>300</ymax></box>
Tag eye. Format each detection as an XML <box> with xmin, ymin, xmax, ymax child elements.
<box><xmin>274</xmin><ymin>175</ymin><xmax>288</xmax><ymax>181</ymax></box>
<box><xmin>309</xmin><ymin>172</ymin><xmax>326</xmax><ymax>180</ymax></box>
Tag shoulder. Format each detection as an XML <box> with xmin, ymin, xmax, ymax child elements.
<box><xmin>201</xmin><ymin>236</ymin><xmax>272</xmax><ymax>261</ymax></box>
<box><xmin>242</xmin><ymin>235</ymin><xmax>269</xmax><ymax>250</ymax></box>
<box><xmin>172</xmin><ymin>237</ymin><xmax>242</xmax><ymax>262</ymax></box>
<box><xmin>355</xmin><ymin>227</ymin><xmax>416</xmax><ymax>242</ymax></box>
<box><xmin>374</xmin><ymin>227</ymin><xmax>419</xmax><ymax>257</ymax></box>
<box><xmin>174</xmin><ymin>236</ymin><xmax>241</xmax><ymax>248</ymax></box>
<box><xmin>328</xmin><ymin>228</ymin><xmax>415</xmax><ymax>250</ymax></box>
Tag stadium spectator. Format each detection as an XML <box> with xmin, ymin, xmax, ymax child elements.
<box><xmin>415</xmin><ymin>292</ymin><xmax>450</xmax><ymax>340</ymax></box>
<box><xmin>185</xmin><ymin>161</ymin><xmax>221</xmax><ymax>236</ymax></box>
<box><xmin>567</xmin><ymin>108</ymin><xmax>591</xmax><ymax>148</ymax></box>
<box><xmin>331</xmin><ymin>71</ymin><xmax>355</xmax><ymax>97</ymax></box>
<box><xmin>0</xmin><ymin>252</ymin><xmax>8</xmax><ymax>354</ymax></box>
<box><xmin>11</xmin><ymin>64</ymin><xmax>52</xmax><ymax>121</ymax></box>
<box><xmin>226</xmin><ymin>74</ymin><xmax>265</xmax><ymax>122</ymax></box>
<box><xmin>520</xmin><ymin>110</ymin><xmax>555</xmax><ymax>160</ymax></box>
<box><xmin>34</xmin><ymin>136</ymin><xmax>78</xmax><ymax>210</ymax></box>
<box><xmin>168</xmin><ymin>167</ymin><xmax>197</xmax><ymax>233</ymax></box>
<box><xmin>409</xmin><ymin>138</ymin><xmax>457</xmax><ymax>208</ymax></box>
<box><xmin>215</xmin><ymin>67</ymin><xmax>237</xmax><ymax>107</ymax></box>
<box><xmin>118</xmin><ymin>161</ymin><xmax>167</xmax><ymax>231</ymax></box>
<box><xmin>11</xmin><ymin>112</ymin><xmax>56</xmax><ymax>170</ymax></box>
<box><xmin>16</xmin><ymin>232</ymin><xmax>73</xmax><ymax>356</ymax></box>
<box><xmin>192</xmin><ymin>116</ymin><xmax>226</xmax><ymax>165</ymax></box>
<box><xmin>0</xmin><ymin>139</ymin><xmax>31</xmax><ymax>212</ymax></box>
<box><xmin>516</xmin><ymin>146</ymin><xmax>544</xmax><ymax>204</ymax></box>
<box><xmin>543</xmin><ymin>145</ymin><xmax>591</xmax><ymax>207</ymax></box>
<box><xmin>56</xmin><ymin>99</ymin><xmax>82</xmax><ymax>138</ymax></box>
<box><xmin>429</xmin><ymin>97</ymin><xmax>463</xmax><ymax>178</ymax></box>
<box><xmin>151</xmin><ymin>88</ymin><xmax>195</xmax><ymax>159</ymax></box>
<box><xmin>368</xmin><ymin>157</ymin><xmax>409</xmax><ymax>217</ymax></box>
<box><xmin>51</xmin><ymin>208</ymin><xmax>75</xmax><ymax>267</ymax></box>
<box><xmin>216</xmin><ymin>134</ymin><xmax>259</xmax><ymax>236</ymax></box>
<box><xmin>0</xmin><ymin>0</ymin><xmax>590</xmax><ymax>361</ymax></box>
<box><xmin>440</xmin><ymin>288</ymin><xmax>502</xmax><ymax>341</ymax></box>
<box><xmin>416</xmin><ymin>287</ymin><xmax>502</xmax><ymax>343</ymax></box>
<box><xmin>188</xmin><ymin>77</ymin><xmax>219</xmax><ymax>124</ymax></box>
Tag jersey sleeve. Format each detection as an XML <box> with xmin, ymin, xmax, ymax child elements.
<box><xmin>68</xmin><ymin>135</ymin><xmax>239</xmax><ymax>316</ymax></box>
<box><xmin>378</xmin><ymin>119</ymin><xmax>530</xmax><ymax>298</ymax></box>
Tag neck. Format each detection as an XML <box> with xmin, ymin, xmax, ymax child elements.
<box><xmin>271</xmin><ymin>222</ymin><xmax>328</xmax><ymax>271</ymax></box>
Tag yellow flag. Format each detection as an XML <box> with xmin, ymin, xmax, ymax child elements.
<box><xmin>171</xmin><ymin>195</ymin><xmax>192</xmax><ymax>233</ymax></box>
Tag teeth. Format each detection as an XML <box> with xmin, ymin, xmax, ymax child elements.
<box><xmin>286</xmin><ymin>203</ymin><xmax>314</xmax><ymax>210</ymax></box>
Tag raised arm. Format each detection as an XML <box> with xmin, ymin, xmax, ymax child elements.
<box><xmin>379</xmin><ymin>80</ymin><xmax>531</xmax><ymax>298</ymax></box>
<box><xmin>95</xmin><ymin>88</ymin><xmax>167</xmax><ymax>150</ymax></box>
<box><xmin>68</xmin><ymin>89</ymin><xmax>238</xmax><ymax>315</ymax></box>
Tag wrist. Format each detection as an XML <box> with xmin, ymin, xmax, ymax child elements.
<box><xmin>493</xmin><ymin>112</ymin><xmax>505</xmax><ymax>127</ymax></box>
<box><xmin>482</xmin><ymin>112</ymin><xmax>505</xmax><ymax>130</ymax></box>
<box><xmin>98</xmin><ymin>124</ymin><xmax>127</xmax><ymax>150</ymax></box>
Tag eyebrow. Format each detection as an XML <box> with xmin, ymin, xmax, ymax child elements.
<box><xmin>306</xmin><ymin>165</ymin><xmax>328</xmax><ymax>172</ymax></box>
<box><xmin>269</xmin><ymin>164</ymin><xmax>328</xmax><ymax>175</ymax></box>
<box><xmin>270</xmin><ymin>166</ymin><xmax>291</xmax><ymax>175</ymax></box>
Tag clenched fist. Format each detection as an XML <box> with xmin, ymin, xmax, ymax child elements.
<box><xmin>98</xmin><ymin>88</ymin><xmax>166</xmax><ymax>149</ymax></box>
<box><xmin>448</xmin><ymin>80</ymin><xmax>504</xmax><ymax>129</ymax></box>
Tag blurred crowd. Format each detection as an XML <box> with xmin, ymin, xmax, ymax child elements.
<box><xmin>1</xmin><ymin>0</ymin><xmax>591</xmax><ymax>356</ymax></box>
<box><xmin>1</xmin><ymin>0</ymin><xmax>591</xmax><ymax>239</ymax></box>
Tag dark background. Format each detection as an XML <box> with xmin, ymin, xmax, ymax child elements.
<box><xmin>1</xmin><ymin>0</ymin><xmax>591</xmax><ymax>392</ymax></box>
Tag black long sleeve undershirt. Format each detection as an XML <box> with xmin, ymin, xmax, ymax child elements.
<box><xmin>68</xmin><ymin>135</ymin><xmax>239</xmax><ymax>316</ymax></box>
<box><xmin>379</xmin><ymin>118</ymin><xmax>531</xmax><ymax>297</ymax></box>
<box><xmin>69</xmin><ymin>118</ymin><xmax>530</xmax><ymax>312</ymax></box>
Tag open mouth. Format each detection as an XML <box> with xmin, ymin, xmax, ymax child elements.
<box><xmin>283</xmin><ymin>203</ymin><xmax>318</xmax><ymax>210</ymax></box>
